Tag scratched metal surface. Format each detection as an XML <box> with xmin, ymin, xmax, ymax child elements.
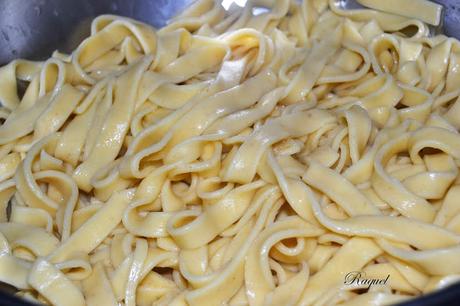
<box><xmin>0</xmin><ymin>0</ymin><xmax>460</xmax><ymax>305</ymax></box>
<box><xmin>0</xmin><ymin>0</ymin><xmax>195</xmax><ymax>65</ymax></box>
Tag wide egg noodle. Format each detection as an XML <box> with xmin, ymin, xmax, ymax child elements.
<box><xmin>0</xmin><ymin>0</ymin><xmax>460</xmax><ymax>305</ymax></box>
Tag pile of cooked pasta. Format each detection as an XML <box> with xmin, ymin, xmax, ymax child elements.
<box><xmin>1</xmin><ymin>0</ymin><xmax>460</xmax><ymax>305</ymax></box>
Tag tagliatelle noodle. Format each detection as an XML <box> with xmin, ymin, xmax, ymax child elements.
<box><xmin>0</xmin><ymin>0</ymin><xmax>460</xmax><ymax>305</ymax></box>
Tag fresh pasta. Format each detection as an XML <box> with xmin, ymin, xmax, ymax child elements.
<box><xmin>0</xmin><ymin>0</ymin><xmax>459</xmax><ymax>305</ymax></box>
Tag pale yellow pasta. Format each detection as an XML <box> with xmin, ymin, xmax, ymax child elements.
<box><xmin>0</xmin><ymin>0</ymin><xmax>459</xmax><ymax>305</ymax></box>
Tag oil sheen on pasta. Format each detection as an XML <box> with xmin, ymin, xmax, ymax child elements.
<box><xmin>0</xmin><ymin>0</ymin><xmax>458</xmax><ymax>305</ymax></box>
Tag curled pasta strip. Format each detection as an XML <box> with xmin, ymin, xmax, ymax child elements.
<box><xmin>196</xmin><ymin>176</ymin><xmax>234</xmax><ymax>200</ymax></box>
<box><xmin>54</xmin><ymin>255</ymin><xmax>92</xmax><ymax>281</ymax></box>
<box><xmin>346</xmin><ymin>74</ymin><xmax>403</xmax><ymax>126</ymax></box>
<box><xmin>167</xmin><ymin>180</ymin><xmax>265</xmax><ymax>249</ymax></box>
<box><xmin>14</xmin><ymin>134</ymin><xmax>79</xmax><ymax>240</ymax></box>
<box><xmin>343</xmin><ymin>120</ymin><xmax>410</xmax><ymax>184</ymax></box>
<box><xmin>223</xmin><ymin>109</ymin><xmax>336</xmax><ymax>184</ymax></box>
<box><xmin>72</xmin><ymin>15</ymin><xmax>157</xmax><ymax>84</ymax></box>
<box><xmin>122</xmin><ymin>164</ymin><xmax>177</xmax><ymax>238</ymax></box>
<box><xmin>357</xmin><ymin>0</ymin><xmax>442</xmax><ymax>26</ymax></box>
<box><xmin>73</xmin><ymin>56</ymin><xmax>152</xmax><ymax>191</ymax></box>
<box><xmin>309</xmin><ymin>183</ymin><xmax>460</xmax><ymax>250</ymax></box>
<box><xmin>340</xmin><ymin>105</ymin><xmax>372</xmax><ymax>164</ymax></box>
<box><xmin>298</xmin><ymin>237</ymin><xmax>383</xmax><ymax>306</ymax></box>
<box><xmin>220</xmin><ymin>185</ymin><xmax>280</xmax><ymax>237</ymax></box>
<box><xmin>82</xmin><ymin>263</ymin><xmax>118</xmax><ymax>306</ymax></box>
<box><xmin>245</xmin><ymin>216</ymin><xmax>323</xmax><ymax>306</ymax></box>
<box><xmin>0</xmin><ymin>94</ymin><xmax>54</xmax><ymax>145</ymax></box>
<box><xmin>0</xmin><ymin>60</ymin><xmax>42</xmax><ymax>110</ymax></box>
<box><xmin>161</xmin><ymin>0</ymin><xmax>225</xmax><ymax>33</ymax></box>
<box><xmin>236</xmin><ymin>0</ymin><xmax>291</xmax><ymax>33</ymax></box>
<box><xmin>91</xmin><ymin>159</ymin><xmax>134</xmax><ymax>202</ymax></box>
<box><xmin>48</xmin><ymin>189</ymin><xmax>134</xmax><ymax>263</ymax></box>
<box><xmin>377</xmin><ymin>239</ymin><xmax>460</xmax><ymax>276</ymax></box>
<box><xmin>0</xmin><ymin>232</ymin><xmax>32</xmax><ymax>290</ymax></box>
<box><xmin>267</xmin><ymin>151</ymin><xmax>317</xmax><ymax>224</ymax></box>
<box><xmin>372</xmin><ymin>133</ymin><xmax>437</xmax><ymax>221</ymax></box>
<box><xmin>304</xmin><ymin>160</ymin><xmax>380</xmax><ymax>216</ymax></box>
<box><xmin>318</xmin><ymin>42</ymin><xmax>371</xmax><ymax>84</ymax></box>
<box><xmin>184</xmin><ymin>184</ymin><xmax>280</xmax><ymax>306</ymax></box>
<box><xmin>0</xmin><ymin>223</ymin><xmax>59</xmax><ymax>257</ymax></box>
<box><xmin>9</xmin><ymin>205</ymin><xmax>53</xmax><ymax>233</ymax></box>
<box><xmin>37</xmin><ymin>58</ymin><xmax>68</xmax><ymax>98</ymax></box>
<box><xmin>283</xmin><ymin>33</ymin><xmax>340</xmax><ymax>104</ymax></box>
<box><xmin>28</xmin><ymin>258</ymin><xmax>85</xmax><ymax>306</ymax></box>
<box><xmin>329</xmin><ymin>0</ymin><xmax>429</xmax><ymax>37</ymax></box>
<box><xmin>220</xmin><ymin>28</ymin><xmax>275</xmax><ymax>76</ymax></box>
<box><xmin>119</xmin><ymin>65</ymin><xmax>273</xmax><ymax>178</ymax></box>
